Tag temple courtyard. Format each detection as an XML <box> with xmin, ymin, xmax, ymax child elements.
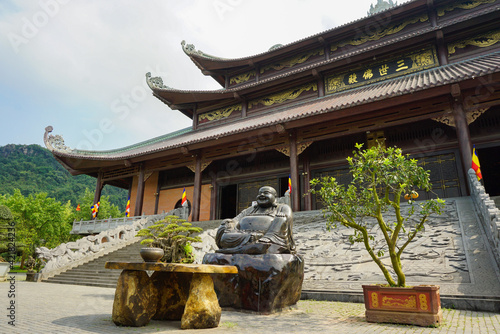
<box><xmin>1</xmin><ymin>280</ymin><xmax>499</xmax><ymax>333</ymax></box>
<box><xmin>3</xmin><ymin>195</ymin><xmax>500</xmax><ymax>333</ymax></box>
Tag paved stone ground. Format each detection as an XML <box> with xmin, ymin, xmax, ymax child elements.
<box><xmin>1</xmin><ymin>281</ymin><xmax>500</xmax><ymax>334</ymax></box>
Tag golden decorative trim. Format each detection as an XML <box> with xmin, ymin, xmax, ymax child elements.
<box><xmin>249</xmin><ymin>82</ymin><xmax>317</xmax><ymax>109</ymax></box>
<box><xmin>275</xmin><ymin>141</ymin><xmax>313</xmax><ymax>157</ymax></box>
<box><xmin>331</xmin><ymin>14</ymin><xmax>428</xmax><ymax>52</ymax></box>
<box><xmin>229</xmin><ymin>70</ymin><xmax>256</xmax><ymax>85</ymax></box>
<box><xmin>260</xmin><ymin>48</ymin><xmax>324</xmax><ymax>74</ymax></box>
<box><xmin>198</xmin><ymin>104</ymin><xmax>242</xmax><ymax>123</ymax></box>
<box><xmin>448</xmin><ymin>29</ymin><xmax>500</xmax><ymax>55</ymax></box>
<box><xmin>437</xmin><ymin>0</ymin><xmax>496</xmax><ymax>16</ymax></box>
<box><xmin>186</xmin><ymin>160</ymin><xmax>212</xmax><ymax>173</ymax></box>
<box><xmin>432</xmin><ymin>108</ymin><xmax>489</xmax><ymax>127</ymax></box>
<box><xmin>371</xmin><ymin>292</ymin><xmax>379</xmax><ymax>308</ymax></box>
<box><xmin>382</xmin><ymin>295</ymin><xmax>417</xmax><ymax>309</ymax></box>
<box><xmin>367</xmin><ymin>131</ymin><xmax>386</xmax><ymax>149</ymax></box>
<box><xmin>419</xmin><ymin>294</ymin><xmax>429</xmax><ymax>311</ymax></box>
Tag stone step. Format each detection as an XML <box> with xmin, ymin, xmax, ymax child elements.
<box><xmin>42</xmin><ymin>241</ymin><xmax>144</xmax><ymax>288</ymax></box>
<box><xmin>45</xmin><ymin>278</ymin><xmax>117</xmax><ymax>289</ymax></box>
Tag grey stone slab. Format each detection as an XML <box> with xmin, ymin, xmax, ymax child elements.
<box><xmin>294</xmin><ymin>197</ymin><xmax>500</xmax><ymax>298</ymax></box>
<box><xmin>1</xmin><ymin>281</ymin><xmax>500</xmax><ymax>333</ymax></box>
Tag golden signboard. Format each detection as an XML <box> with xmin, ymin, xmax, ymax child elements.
<box><xmin>325</xmin><ymin>47</ymin><xmax>438</xmax><ymax>95</ymax></box>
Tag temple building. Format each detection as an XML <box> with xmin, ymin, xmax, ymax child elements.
<box><xmin>45</xmin><ymin>0</ymin><xmax>500</xmax><ymax>222</ymax></box>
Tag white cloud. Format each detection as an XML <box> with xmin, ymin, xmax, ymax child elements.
<box><xmin>1</xmin><ymin>0</ymin><xmax>383</xmax><ymax>150</ymax></box>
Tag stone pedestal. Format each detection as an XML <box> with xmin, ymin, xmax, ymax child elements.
<box><xmin>151</xmin><ymin>272</ymin><xmax>192</xmax><ymax>320</ymax></box>
<box><xmin>112</xmin><ymin>270</ymin><xmax>157</xmax><ymax>327</ymax></box>
<box><xmin>181</xmin><ymin>273</ymin><xmax>221</xmax><ymax>329</ymax></box>
<box><xmin>203</xmin><ymin>253</ymin><xmax>304</xmax><ymax>313</ymax></box>
<box><xmin>105</xmin><ymin>261</ymin><xmax>237</xmax><ymax>329</ymax></box>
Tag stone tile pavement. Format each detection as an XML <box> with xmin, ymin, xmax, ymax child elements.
<box><xmin>1</xmin><ymin>281</ymin><xmax>499</xmax><ymax>334</ymax></box>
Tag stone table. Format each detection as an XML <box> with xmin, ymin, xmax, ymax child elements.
<box><xmin>105</xmin><ymin>261</ymin><xmax>238</xmax><ymax>329</ymax></box>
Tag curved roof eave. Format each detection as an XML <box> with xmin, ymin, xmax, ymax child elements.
<box><xmin>148</xmin><ymin>3</ymin><xmax>500</xmax><ymax>107</ymax></box>
<box><xmin>181</xmin><ymin>0</ymin><xmax>420</xmax><ymax>71</ymax></box>
<box><xmin>46</xmin><ymin>51</ymin><xmax>500</xmax><ymax>167</ymax></box>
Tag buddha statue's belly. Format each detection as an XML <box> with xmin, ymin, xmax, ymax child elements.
<box><xmin>238</xmin><ymin>215</ymin><xmax>274</xmax><ymax>232</ymax></box>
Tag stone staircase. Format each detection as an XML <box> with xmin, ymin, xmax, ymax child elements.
<box><xmin>42</xmin><ymin>241</ymin><xmax>143</xmax><ymax>288</ymax></box>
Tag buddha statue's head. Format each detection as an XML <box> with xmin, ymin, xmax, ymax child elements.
<box><xmin>256</xmin><ymin>186</ymin><xmax>277</xmax><ymax>208</ymax></box>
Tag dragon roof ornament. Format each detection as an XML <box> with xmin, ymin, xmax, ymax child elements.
<box><xmin>44</xmin><ymin>126</ymin><xmax>73</xmax><ymax>153</ymax></box>
<box><xmin>146</xmin><ymin>72</ymin><xmax>171</xmax><ymax>90</ymax></box>
<box><xmin>181</xmin><ymin>40</ymin><xmax>227</xmax><ymax>60</ymax></box>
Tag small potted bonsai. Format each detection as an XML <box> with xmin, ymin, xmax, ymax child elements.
<box><xmin>24</xmin><ymin>255</ymin><xmax>42</xmax><ymax>282</ymax></box>
<box><xmin>311</xmin><ymin>144</ymin><xmax>445</xmax><ymax>327</ymax></box>
<box><xmin>136</xmin><ymin>215</ymin><xmax>202</xmax><ymax>263</ymax></box>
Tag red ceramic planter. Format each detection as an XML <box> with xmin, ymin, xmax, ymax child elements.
<box><xmin>362</xmin><ymin>284</ymin><xmax>442</xmax><ymax>327</ymax></box>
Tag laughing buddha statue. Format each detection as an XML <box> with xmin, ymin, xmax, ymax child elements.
<box><xmin>215</xmin><ymin>186</ymin><xmax>295</xmax><ymax>254</ymax></box>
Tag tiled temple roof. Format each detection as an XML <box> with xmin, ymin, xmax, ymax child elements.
<box><xmin>46</xmin><ymin>51</ymin><xmax>500</xmax><ymax>161</ymax></box>
<box><xmin>150</xmin><ymin>2</ymin><xmax>500</xmax><ymax>107</ymax></box>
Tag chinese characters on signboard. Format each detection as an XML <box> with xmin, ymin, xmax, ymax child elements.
<box><xmin>325</xmin><ymin>47</ymin><xmax>438</xmax><ymax>94</ymax></box>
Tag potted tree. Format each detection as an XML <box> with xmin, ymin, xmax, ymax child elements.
<box><xmin>0</xmin><ymin>205</ymin><xmax>14</xmax><ymax>281</ymax></box>
<box><xmin>24</xmin><ymin>256</ymin><xmax>42</xmax><ymax>282</ymax></box>
<box><xmin>136</xmin><ymin>215</ymin><xmax>202</xmax><ymax>263</ymax></box>
<box><xmin>311</xmin><ymin>144</ymin><xmax>445</xmax><ymax>327</ymax></box>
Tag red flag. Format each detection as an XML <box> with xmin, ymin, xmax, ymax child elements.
<box><xmin>472</xmin><ymin>146</ymin><xmax>482</xmax><ymax>181</ymax></box>
<box><xmin>125</xmin><ymin>197</ymin><xmax>130</xmax><ymax>217</ymax></box>
<box><xmin>181</xmin><ymin>188</ymin><xmax>187</xmax><ymax>207</ymax></box>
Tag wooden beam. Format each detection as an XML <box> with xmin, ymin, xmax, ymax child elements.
<box><xmin>302</xmin><ymin>152</ymin><xmax>312</xmax><ymax>211</ymax></box>
<box><xmin>93</xmin><ymin>171</ymin><xmax>103</xmax><ymax>219</ymax></box>
<box><xmin>191</xmin><ymin>154</ymin><xmax>202</xmax><ymax>221</ymax></box>
<box><xmin>289</xmin><ymin>130</ymin><xmax>300</xmax><ymax>211</ymax></box>
<box><xmin>210</xmin><ymin>169</ymin><xmax>217</xmax><ymax>220</ymax></box>
<box><xmin>450</xmin><ymin>86</ymin><xmax>472</xmax><ymax>194</ymax></box>
<box><xmin>134</xmin><ymin>164</ymin><xmax>145</xmax><ymax>216</ymax></box>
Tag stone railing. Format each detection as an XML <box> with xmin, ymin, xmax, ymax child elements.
<box><xmin>36</xmin><ymin>207</ymin><xmax>188</xmax><ymax>280</ymax></box>
<box><xmin>70</xmin><ymin>206</ymin><xmax>189</xmax><ymax>234</ymax></box>
<box><xmin>70</xmin><ymin>215</ymin><xmax>144</xmax><ymax>234</ymax></box>
<box><xmin>467</xmin><ymin>168</ymin><xmax>500</xmax><ymax>266</ymax></box>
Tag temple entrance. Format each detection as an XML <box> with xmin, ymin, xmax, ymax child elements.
<box><xmin>278</xmin><ymin>176</ymin><xmax>290</xmax><ymax>197</ymax></box>
<box><xmin>477</xmin><ymin>146</ymin><xmax>500</xmax><ymax>196</ymax></box>
<box><xmin>219</xmin><ymin>184</ymin><xmax>237</xmax><ymax>219</ymax></box>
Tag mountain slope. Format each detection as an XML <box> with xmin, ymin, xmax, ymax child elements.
<box><xmin>0</xmin><ymin>144</ymin><xmax>127</xmax><ymax>209</ymax></box>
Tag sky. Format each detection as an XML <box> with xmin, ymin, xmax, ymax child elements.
<box><xmin>1</xmin><ymin>0</ymin><xmax>389</xmax><ymax>151</ymax></box>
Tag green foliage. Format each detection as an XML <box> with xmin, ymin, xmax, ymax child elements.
<box><xmin>0</xmin><ymin>190</ymin><xmax>76</xmax><ymax>258</ymax></box>
<box><xmin>0</xmin><ymin>205</ymin><xmax>14</xmax><ymax>254</ymax></box>
<box><xmin>0</xmin><ymin>205</ymin><xmax>13</xmax><ymax>222</ymax></box>
<box><xmin>137</xmin><ymin>216</ymin><xmax>202</xmax><ymax>263</ymax></box>
<box><xmin>0</xmin><ymin>144</ymin><xmax>128</xmax><ymax>210</ymax></box>
<box><xmin>73</xmin><ymin>189</ymin><xmax>123</xmax><ymax>221</ymax></box>
<box><xmin>310</xmin><ymin>144</ymin><xmax>445</xmax><ymax>287</ymax></box>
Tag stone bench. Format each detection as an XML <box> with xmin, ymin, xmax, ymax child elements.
<box><xmin>105</xmin><ymin>261</ymin><xmax>238</xmax><ymax>329</ymax></box>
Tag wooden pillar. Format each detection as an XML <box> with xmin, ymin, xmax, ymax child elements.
<box><xmin>134</xmin><ymin>164</ymin><xmax>145</xmax><ymax>217</ymax></box>
<box><xmin>93</xmin><ymin>171</ymin><xmax>103</xmax><ymax>219</ymax></box>
<box><xmin>210</xmin><ymin>170</ymin><xmax>217</xmax><ymax>221</ymax></box>
<box><xmin>451</xmin><ymin>85</ymin><xmax>472</xmax><ymax>188</ymax></box>
<box><xmin>154</xmin><ymin>173</ymin><xmax>161</xmax><ymax>215</ymax></box>
<box><xmin>302</xmin><ymin>151</ymin><xmax>312</xmax><ymax>211</ymax></box>
<box><xmin>192</xmin><ymin>154</ymin><xmax>202</xmax><ymax>222</ymax></box>
<box><xmin>289</xmin><ymin>130</ymin><xmax>300</xmax><ymax>212</ymax></box>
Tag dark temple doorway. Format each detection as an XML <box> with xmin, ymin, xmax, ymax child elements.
<box><xmin>219</xmin><ymin>184</ymin><xmax>237</xmax><ymax>219</ymax></box>
<box><xmin>477</xmin><ymin>146</ymin><xmax>500</xmax><ymax>196</ymax></box>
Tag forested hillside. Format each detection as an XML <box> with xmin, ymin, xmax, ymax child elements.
<box><xmin>0</xmin><ymin>144</ymin><xmax>128</xmax><ymax>210</ymax></box>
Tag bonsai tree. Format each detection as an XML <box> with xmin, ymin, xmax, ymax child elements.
<box><xmin>310</xmin><ymin>144</ymin><xmax>445</xmax><ymax>287</ymax></box>
<box><xmin>0</xmin><ymin>205</ymin><xmax>14</xmax><ymax>255</ymax></box>
<box><xmin>136</xmin><ymin>215</ymin><xmax>202</xmax><ymax>263</ymax></box>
